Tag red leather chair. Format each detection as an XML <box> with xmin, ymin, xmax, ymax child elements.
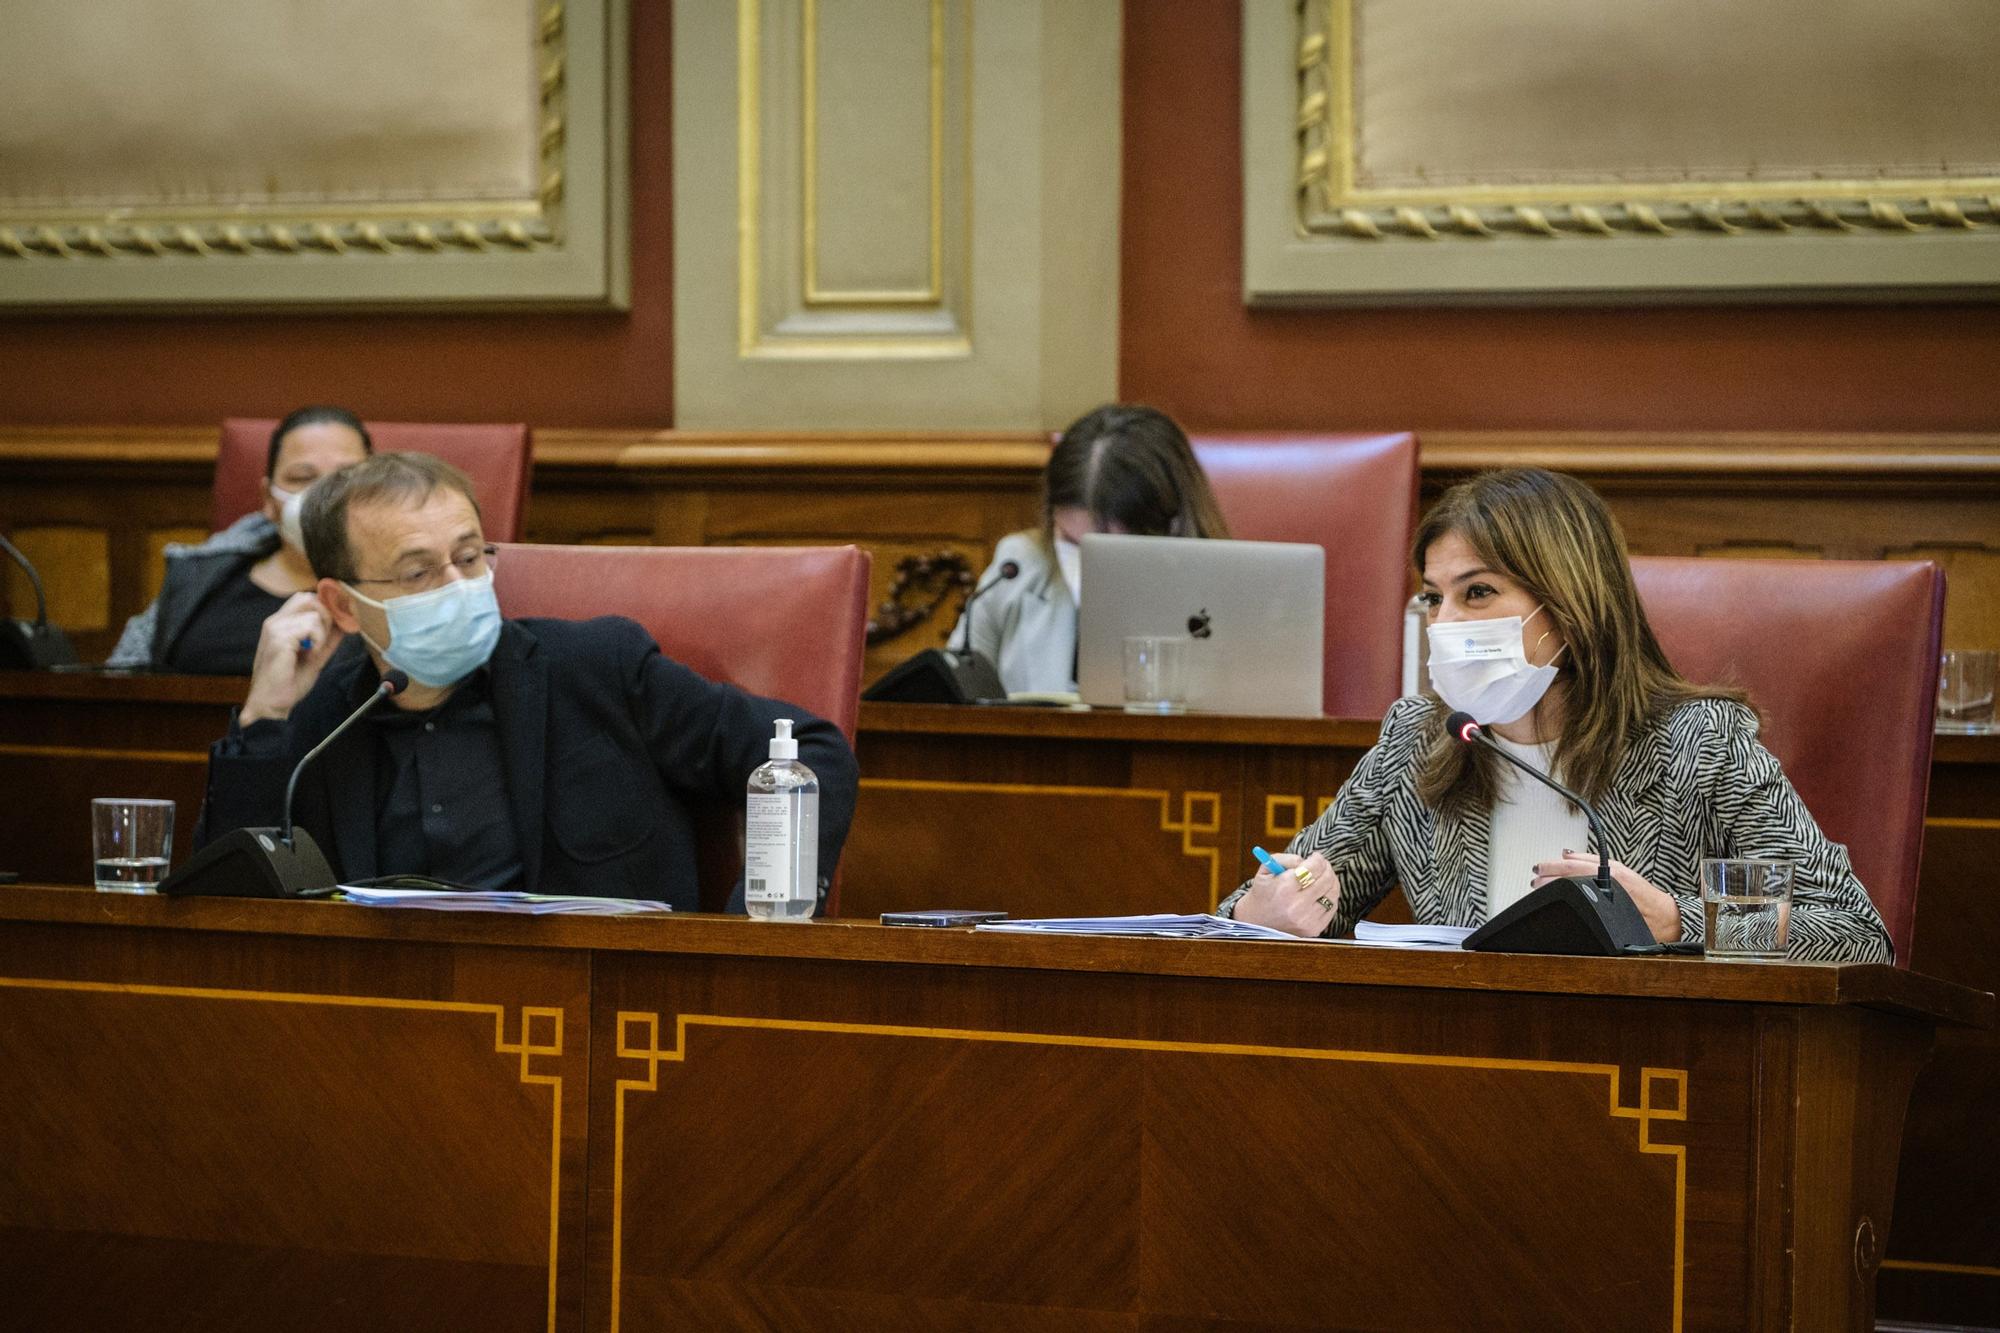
<box><xmin>1192</xmin><ymin>432</ymin><xmax>1419</xmax><ymax>718</ymax></box>
<box><xmin>493</xmin><ymin>542</ymin><xmax>872</xmax><ymax>913</ymax></box>
<box><xmin>212</xmin><ymin>418</ymin><xmax>533</xmax><ymax>541</ymax></box>
<box><xmin>1632</xmin><ymin>556</ymin><xmax>1944</xmax><ymax>962</ymax></box>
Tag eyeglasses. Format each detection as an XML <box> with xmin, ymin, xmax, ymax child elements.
<box><xmin>348</xmin><ymin>544</ymin><xmax>498</xmax><ymax>596</ymax></box>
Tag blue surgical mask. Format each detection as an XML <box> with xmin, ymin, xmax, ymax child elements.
<box><xmin>344</xmin><ymin>570</ymin><xmax>502</xmax><ymax>687</ymax></box>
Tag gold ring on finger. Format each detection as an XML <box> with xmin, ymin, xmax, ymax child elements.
<box><xmin>1293</xmin><ymin>867</ymin><xmax>1315</xmax><ymax>889</ymax></box>
<box><xmin>1315</xmin><ymin>894</ymin><xmax>1336</xmax><ymax>912</ymax></box>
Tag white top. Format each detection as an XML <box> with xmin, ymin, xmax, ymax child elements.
<box><xmin>1484</xmin><ymin>736</ymin><xmax>1590</xmax><ymax>919</ymax></box>
<box><xmin>946</xmin><ymin>531</ymin><xmax>1078</xmax><ymax>695</ymax></box>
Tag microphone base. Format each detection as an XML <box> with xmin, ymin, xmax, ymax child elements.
<box><xmin>861</xmin><ymin>648</ymin><xmax>1007</xmax><ymax>705</ymax></box>
<box><xmin>157</xmin><ymin>827</ymin><xmax>339</xmax><ymax>900</ymax></box>
<box><xmin>0</xmin><ymin>619</ymin><xmax>78</xmax><ymax>670</ymax></box>
<box><xmin>1464</xmin><ymin>875</ymin><xmax>1659</xmax><ymax>957</ymax></box>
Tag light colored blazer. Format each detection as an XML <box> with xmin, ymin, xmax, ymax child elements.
<box><xmin>1219</xmin><ymin>694</ymin><xmax>1893</xmax><ymax>963</ymax></box>
<box><xmin>946</xmin><ymin>531</ymin><xmax>1078</xmax><ymax>696</ymax></box>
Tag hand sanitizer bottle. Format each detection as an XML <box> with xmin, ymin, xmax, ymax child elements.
<box><xmin>745</xmin><ymin>718</ymin><xmax>819</xmax><ymax>921</ymax></box>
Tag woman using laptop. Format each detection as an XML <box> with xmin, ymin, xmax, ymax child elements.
<box><xmin>1220</xmin><ymin>467</ymin><xmax>1892</xmax><ymax>962</ymax></box>
<box><xmin>947</xmin><ymin>404</ymin><xmax>1231</xmax><ymax>695</ymax></box>
<box><xmin>109</xmin><ymin>407</ymin><xmax>372</xmax><ymax>674</ymax></box>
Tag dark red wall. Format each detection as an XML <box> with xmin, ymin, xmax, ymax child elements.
<box><xmin>0</xmin><ymin>3</ymin><xmax>674</xmax><ymax>429</ymax></box>
<box><xmin>1119</xmin><ymin>0</ymin><xmax>2000</xmax><ymax>433</ymax></box>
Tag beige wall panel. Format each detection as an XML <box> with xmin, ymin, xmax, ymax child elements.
<box><xmin>674</xmin><ymin>0</ymin><xmax>1120</xmax><ymax>429</ymax></box>
<box><xmin>809</xmin><ymin>0</ymin><xmax>940</xmax><ymax>297</ymax></box>
<box><xmin>1</xmin><ymin>2</ymin><xmax>537</xmax><ymax>208</ymax></box>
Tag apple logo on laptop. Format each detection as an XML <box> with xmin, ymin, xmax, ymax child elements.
<box><xmin>1187</xmin><ymin>609</ymin><xmax>1212</xmax><ymax>639</ymax></box>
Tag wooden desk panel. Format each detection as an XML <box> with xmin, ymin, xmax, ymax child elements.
<box><xmin>4</xmin><ymin>678</ymin><xmax>1999</xmax><ymax>1323</ymax></box>
<box><xmin>0</xmin><ymin>909</ymin><xmax>590</xmax><ymax>1333</ymax></box>
<box><xmin>0</xmin><ymin>889</ymin><xmax>1985</xmax><ymax>1331</ymax></box>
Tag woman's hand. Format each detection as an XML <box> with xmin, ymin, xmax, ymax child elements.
<box><xmin>1232</xmin><ymin>852</ymin><xmax>1339</xmax><ymax>938</ymax></box>
<box><xmin>1530</xmin><ymin>851</ymin><xmax>1683</xmax><ymax>943</ymax></box>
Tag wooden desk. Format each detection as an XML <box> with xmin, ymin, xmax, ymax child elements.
<box><xmin>0</xmin><ymin>886</ymin><xmax>1985</xmax><ymax>1331</ymax></box>
<box><xmin>5</xmin><ymin>676</ymin><xmax>1998</xmax><ymax>1323</ymax></box>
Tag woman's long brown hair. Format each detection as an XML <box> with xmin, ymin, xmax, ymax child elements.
<box><xmin>1039</xmin><ymin>404</ymin><xmax>1231</xmax><ymax>546</ymax></box>
<box><xmin>1413</xmin><ymin>468</ymin><xmax>1743</xmax><ymax>811</ymax></box>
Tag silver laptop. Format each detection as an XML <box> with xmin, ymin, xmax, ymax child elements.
<box><xmin>1077</xmin><ymin>534</ymin><xmax>1324</xmax><ymax>717</ymax></box>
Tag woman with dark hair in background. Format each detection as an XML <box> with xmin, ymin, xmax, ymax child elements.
<box><xmin>108</xmin><ymin>406</ymin><xmax>371</xmax><ymax>674</ymax></box>
<box><xmin>947</xmin><ymin>403</ymin><xmax>1231</xmax><ymax>695</ymax></box>
<box><xmin>1220</xmin><ymin>466</ymin><xmax>1891</xmax><ymax>962</ymax></box>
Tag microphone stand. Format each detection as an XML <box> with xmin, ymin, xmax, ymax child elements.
<box><xmin>1447</xmin><ymin>712</ymin><xmax>1659</xmax><ymax>956</ymax></box>
<box><xmin>0</xmin><ymin>532</ymin><xmax>78</xmax><ymax>669</ymax></box>
<box><xmin>160</xmin><ymin>670</ymin><xmax>410</xmax><ymax>898</ymax></box>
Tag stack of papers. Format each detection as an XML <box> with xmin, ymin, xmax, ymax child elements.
<box><xmin>1345</xmin><ymin>921</ymin><xmax>1475</xmax><ymax>949</ymax></box>
<box><xmin>339</xmin><ymin>887</ymin><xmax>671</xmax><ymax>916</ymax></box>
<box><xmin>976</xmin><ymin>913</ymin><xmax>1301</xmax><ymax>941</ymax></box>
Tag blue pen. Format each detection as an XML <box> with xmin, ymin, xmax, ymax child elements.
<box><xmin>1251</xmin><ymin>846</ymin><xmax>1287</xmax><ymax>878</ymax></box>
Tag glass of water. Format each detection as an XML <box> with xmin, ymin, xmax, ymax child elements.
<box><xmin>91</xmin><ymin>798</ymin><xmax>174</xmax><ymax>893</ymax></box>
<box><xmin>1700</xmin><ymin>858</ymin><xmax>1795</xmax><ymax>960</ymax></box>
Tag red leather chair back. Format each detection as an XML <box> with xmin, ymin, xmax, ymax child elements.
<box><xmin>212</xmin><ymin>418</ymin><xmax>533</xmax><ymax>541</ymax></box>
<box><xmin>1193</xmin><ymin>433</ymin><xmax>1419</xmax><ymax>718</ymax></box>
<box><xmin>1632</xmin><ymin>557</ymin><xmax>1943</xmax><ymax>962</ymax></box>
<box><xmin>493</xmin><ymin>542</ymin><xmax>872</xmax><ymax>912</ymax></box>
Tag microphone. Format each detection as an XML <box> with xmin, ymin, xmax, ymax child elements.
<box><xmin>283</xmin><ymin>669</ymin><xmax>407</xmax><ymax>847</ymax></box>
<box><xmin>0</xmin><ymin>532</ymin><xmax>78</xmax><ymax>670</ymax></box>
<box><xmin>160</xmin><ymin>667</ymin><xmax>411</xmax><ymax>900</ymax></box>
<box><xmin>1444</xmin><ymin>710</ymin><xmax>1659</xmax><ymax>957</ymax></box>
<box><xmin>861</xmin><ymin>559</ymin><xmax>1014</xmax><ymax>705</ymax></box>
<box><xmin>951</xmin><ymin>559</ymin><xmax>1019</xmax><ymax>664</ymax></box>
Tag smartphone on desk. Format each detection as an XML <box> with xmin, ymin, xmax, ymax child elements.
<box><xmin>879</xmin><ymin>910</ymin><xmax>1009</xmax><ymax>927</ymax></box>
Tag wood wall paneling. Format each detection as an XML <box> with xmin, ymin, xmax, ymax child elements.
<box><xmin>7</xmin><ymin>427</ymin><xmax>1999</xmax><ymax>670</ymax></box>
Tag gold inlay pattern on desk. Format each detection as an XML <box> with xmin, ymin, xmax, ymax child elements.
<box><xmin>859</xmin><ymin>778</ymin><xmax>1223</xmax><ymax>906</ymax></box>
<box><xmin>0</xmin><ymin>977</ymin><xmax>568</xmax><ymax>1333</ymax></box>
<box><xmin>612</xmin><ymin>1011</ymin><xmax>1690</xmax><ymax>1332</ymax></box>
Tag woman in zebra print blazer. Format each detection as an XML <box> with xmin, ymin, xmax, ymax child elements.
<box><xmin>1221</xmin><ymin>468</ymin><xmax>1893</xmax><ymax>963</ymax></box>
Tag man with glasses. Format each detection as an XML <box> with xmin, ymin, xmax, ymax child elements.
<box><xmin>194</xmin><ymin>452</ymin><xmax>857</xmax><ymax>908</ymax></box>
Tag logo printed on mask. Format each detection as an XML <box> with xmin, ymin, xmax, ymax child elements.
<box><xmin>344</xmin><ymin>570</ymin><xmax>503</xmax><ymax>688</ymax></box>
<box><xmin>1425</xmin><ymin>605</ymin><xmax>1565</xmax><ymax>725</ymax></box>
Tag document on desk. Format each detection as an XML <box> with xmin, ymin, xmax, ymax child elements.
<box><xmin>339</xmin><ymin>887</ymin><xmax>672</xmax><ymax>916</ymax></box>
<box><xmin>976</xmin><ymin>913</ymin><xmax>1304</xmax><ymax>941</ymax></box>
<box><xmin>1338</xmin><ymin>921</ymin><xmax>1475</xmax><ymax>949</ymax></box>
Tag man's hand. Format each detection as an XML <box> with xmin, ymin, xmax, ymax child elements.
<box><xmin>240</xmin><ymin>592</ymin><xmax>343</xmax><ymax>725</ymax></box>
<box><xmin>1232</xmin><ymin>851</ymin><xmax>1339</xmax><ymax>938</ymax></box>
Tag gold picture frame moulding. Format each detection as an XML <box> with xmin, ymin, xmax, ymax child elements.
<box><xmin>1242</xmin><ymin>0</ymin><xmax>2000</xmax><ymax>306</ymax></box>
<box><xmin>0</xmin><ymin>0</ymin><xmax>628</xmax><ymax>311</ymax></box>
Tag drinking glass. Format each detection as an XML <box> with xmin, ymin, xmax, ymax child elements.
<box><xmin>92</xmin><ymin>798</ymin><xmax>174</xmax><ymax>893</ymax></box>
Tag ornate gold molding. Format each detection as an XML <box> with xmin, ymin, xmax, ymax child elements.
<box><xmin>1294</xmin><ymin>0</ymin><xmax>2000</xmax><ymax>243</ymax></box>
<box><xmin>0</xmin><ymin>0</ymin><xmax>627</xmax><ymax>308</ymax></box>
<box><xmin>2</xmin><ymin>6</ymin><xmax>568</xmax><ymax>265</ymax></box>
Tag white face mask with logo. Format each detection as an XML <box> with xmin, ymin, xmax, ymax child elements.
<box><xmin>1425</xmin><ymin>604</ymin><xmax>1565</xmax><ymax>725</ymax></box>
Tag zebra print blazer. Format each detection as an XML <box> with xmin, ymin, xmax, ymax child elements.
<box><xmin>1218</xmin><ymin>695</ymin><xmax>1893</xmax><ymax>963</ymax></box>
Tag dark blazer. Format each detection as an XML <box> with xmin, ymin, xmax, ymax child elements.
<box><xmin>195</xmin><ymin>616</ymin><xmax>858</xmax><ymax>910</ymax></box>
